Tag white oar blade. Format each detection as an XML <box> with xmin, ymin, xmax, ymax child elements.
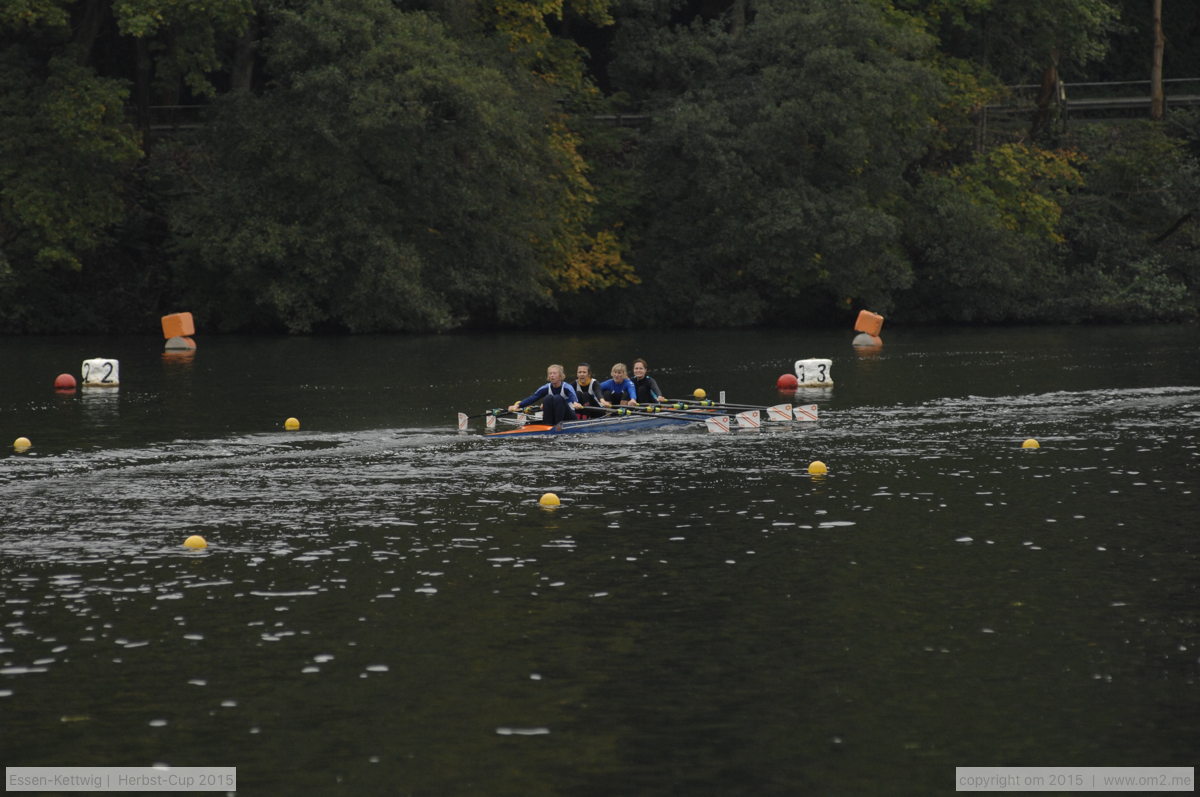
<box><xmin>457</xmin><ymin>413</ymin><xmax>469</xmax><ymax>432</ymax></box>
<box><xmin>793</xmin><ymin>404</ymin><xmax>819</xmax><ymax>422</ymax></box>
<box><xmin>705</xmin><ymin>416</ymin><xmax>732</xmax><ymax>434</ymax></box>
<box><xmin>736</xmin><ymin>410</ymin><xmax>761</xmax><ymax>429</ymax></box>
<box><xmin>767</xmin><ymin>403</ymin><xmax>793</xmax><ymax>422</ymax></box>
<box><xmin>486</xmin><ymin>415</ymin><xmax>497</xmax><ymax>430</ymax></box>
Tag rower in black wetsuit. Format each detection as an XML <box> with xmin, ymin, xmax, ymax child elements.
<box><xmin>509</xmin><ymin>364</ymin><xmax>581</xmax><ymax>426</ymax></box>
<box><xmin>572</xmin><ymin>363</ymin><xmax>606</xmax><ymax>418</ymax></box>
<box><xmin>631</xmin><ymin>358</ymin><xmax>668</xmax><ymax>404</ymax></box>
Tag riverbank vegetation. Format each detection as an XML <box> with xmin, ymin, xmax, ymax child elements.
<box><xmin>2</xmin><ymin>0</ymin><xmax>1198</xmax><ymax>332</ymax></box>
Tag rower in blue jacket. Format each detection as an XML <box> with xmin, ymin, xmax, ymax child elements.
<box><xmin>598</xmin><ymin>363</ymin><xmax>637</xmax><ymax>407</ymax></box>
<box><xmin>510</xmin><ymin>364</ymin><xmax>581</xmax><ymax>425</ymax></box>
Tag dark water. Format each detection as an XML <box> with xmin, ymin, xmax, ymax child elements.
<box><xmin>1</xmin><ymin>327</ymin><xmax>1197</xmax><ymax>795</ymax></box>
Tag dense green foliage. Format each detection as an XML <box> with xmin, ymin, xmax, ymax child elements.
<box><xmin>169</xmin><ymin>1</ymin><xmax>578</xmax><ymax>332</ymax></box>
<box><xmin>1</xmin><ymin>0</ymin><xmax>1197</xmax><ymax>332</ymax></box>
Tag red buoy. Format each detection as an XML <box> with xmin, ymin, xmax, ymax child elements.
<box><xmin>54</xmin><ymin>373</ymin><xmax>77</xmax><ymax>391</ymax></box>
<box><xmin>776</xmin><ymin>373</ymin><xmax>798</xmax><ymax>390</ymax></box>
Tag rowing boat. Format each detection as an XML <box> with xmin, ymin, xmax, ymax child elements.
<box><xmin>458</xmin><ymin>402</ymin><xmax>818</xmax><ymax>435</ymax></box>
<box><xmin>485</xmin><ymin>409</ymin><xmax>714</xmax><ymax>437</ymax></box>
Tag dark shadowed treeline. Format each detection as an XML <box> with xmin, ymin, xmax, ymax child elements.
<box><xmin>1</xmin><ymin>0</ymin><xmax>1197</xmax><ymax>333</ymax></box>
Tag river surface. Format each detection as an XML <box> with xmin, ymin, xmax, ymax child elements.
<box><xmin>1</xmin><ymin>326</ymin><xmax>1197</xmax><ymax>795</ymax></box>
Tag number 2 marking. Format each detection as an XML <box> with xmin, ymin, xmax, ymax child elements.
<box><xmin>82</xmin><ymin>361</ymin><xmax>115</xmax><ymax>383</ymax></box>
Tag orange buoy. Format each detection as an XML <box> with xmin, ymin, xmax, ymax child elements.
<box><xmin>54</xmin><ymin>373</ymin><xmax>77</xmax><ymax>391</ymax></box>
<box><xmin>854</xmin><ymin>310</ymin><xmax>884</xmax><ymax>337</ymax></box>
<box><xmin>161</xmin><ymin>312</ymin><xmax>195</xmax><ymax>339</ymax></box>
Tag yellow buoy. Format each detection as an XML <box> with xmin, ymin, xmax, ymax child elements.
<box><xmin>807</xmin><ymin>460</ymin><xmax>828</xmax><ymax>475</ymax></box>
<box><xmin>284</xmin><ymin>417</ymin><xmax>300</xmax><ymax>431</ymax></box>
<box><xmin>693</xmin><ymin>388</ymin><xmax>707</xmax><ymax>399</ymax></box>
<box><xmin>183</xmin><ymin>535</ymin><xmax>208</xmax><ymax>549</ymax></box>
<box><xmin>538</xmin><ymin>492</ymin><xmax>561</xmax><ymax>507</ymax></box>
<box><xmin>1022</xmin><ymin>438</ymin><xmax>1040</xmax><ymax>449</ymax></box>
<box><xmin>13</xmin><ymin>436</ymin><xmax>32</xmax><ymax>452</ymax></box>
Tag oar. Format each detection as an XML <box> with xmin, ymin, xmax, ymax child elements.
<box><xmin>456</xmin><ymin>407</ymin><xmax>532</xmax><ymax>431</ymax></box>
<box><xmin>593</xmin><ymin>404</ymin><xmax>754</xmax><ymax>432</ymax></box>
<box><xmin>664</xmin><ymin>398</ymin><xmax>812</xmax><ymax>422</ymax></box>
<box><xmin>667</xmin><ymin>397</ymin><xmax>777</xmax><ymax>411</ymax></box>
<box><xmin>581</xmin><ymin>404</ymin><xmax>707</xmax><ymax>424</ymax></box>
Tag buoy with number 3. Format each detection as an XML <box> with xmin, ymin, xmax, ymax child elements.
<box><xmin>795</xmin><ymin>359</ymin><xmax>833</xmax><ymax>387</ymax></box>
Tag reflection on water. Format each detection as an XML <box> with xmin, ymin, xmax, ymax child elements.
<box><xmin>1</xmin><ymin>328</ymin><xmax>1198</xmax><ymax>794</ymax></box>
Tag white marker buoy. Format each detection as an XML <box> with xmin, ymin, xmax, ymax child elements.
<box><xmin>852</xmin><ymin>333</ymin><xmax>883</xmax><ymax>347</ymax></box>
<box><xmin>794</xmin><ymin>358</ymin><xmax>833</xmax><ymax>387</ymax></box>
<box><xmin>164</xmin><ymin>336</ymin><xmax>196</xmax><ymax>351</ymax></box>
<box><xmin>81</xmin><ymin>358</ymin><xmax>119</xmax><ymax>387</ymax></box>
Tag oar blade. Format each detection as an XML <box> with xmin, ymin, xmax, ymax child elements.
<box><xmin>736</xmin><ymin>410</ymin><xmax>761</xmax><ymax>430</ymax></box>
<box><xmin>457</xmin><ymin>412</ymin><xmax>469</xmax><ymax>431</ymax></box>
<box><xmin>486</xmin><ymin>414</ymin><xmax>497</xmax><ymax>430</ymax></box>
<box><xmin>767</xmin><ymin>403</ymin><xmax>793</xmax><ymax>422</ymax></box>
<box><xmin>793</xmin><ymin>404</ymin><xmax>819</xmax><ymax>422</ymax></box>
<box><xmin>705</xmin><ymin>415</ymin><xmax>732</xmax><ymax>434</ymax></box>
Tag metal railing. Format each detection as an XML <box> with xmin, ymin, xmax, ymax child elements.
<box><xmin>976</xmin><ymin>78</ymin><xmax>1200</xmax><ymax>146</ymax></box>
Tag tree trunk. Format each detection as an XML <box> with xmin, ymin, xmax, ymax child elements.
<box><xmin>730</xmin><ymin>0</ymin><xmax>746</xmax><ymax>37</ymax></box>
<box><xmin>1030</xmin><ymin>51</ymin><xmax>1060</xmax><ymax>140</ymax></box>
<box><xmin>230</xmin><ymin>13</ymin><xmax>260</xmax><ymax>93</ymax></box>
<box><xmin>134</xmin><ymin>37</ymin><xmax>151</xmax><ymax>135</ymax></box>
<box><xmin>1150</xmin><ymin>0</ymin><xmax>1165</xmax><ymax>120</ymax></box>
<box><xmin>73</xmin><ymin>0</ymin><xmax>105</xmax><ymax>67</ymax></box>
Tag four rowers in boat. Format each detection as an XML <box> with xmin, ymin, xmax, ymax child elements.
<box><xmin>510</xmin><ymin>361</ymin><xmax>669</xmax><ymax>425</ymax></box>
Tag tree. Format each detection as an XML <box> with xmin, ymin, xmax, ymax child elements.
<box><xmin>168</xmin><ymin>0</ymin><xmax>617</xmax><ymax>332</ymax></box>
<box><xmin>614</xmin><ymin>0</ymin><xmax>945</xmax><ymax>325</ymax></box>
<box><xmin>0</xmin><ymin>0</ymin><xmax>257</xmax><ymax>331</ymax></box>
<box><xmin>0</xmin><ymin>50</ymin><xmax>140</xmax><ymax>277</ymax></box>
<box><xmin>1056</xmin><ymin>121</ymin><xmax>1198</xmax><ymax>321</ymax></box>
<box><xmin>899</xmin><ymin>0</ymin><xmax>1119</xmax><ymax>140</ymax></box>
<box><xmin>472</xmin><ymin>0</ymin><xmax>636</xmax><ymax>294</ymax></box>
<box><xmin>900</xmin><ymin>144</ymin><xmax>1083</xmax><ymax>321</ymax></box>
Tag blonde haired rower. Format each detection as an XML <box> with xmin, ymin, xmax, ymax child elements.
<box><xmin>598</xmin><ymin>363</ymin><xmax>637</xmax><ymax>408</ymax></box>
<box><xmin>509</xmin><ymin>364</ymin><xmax>582</xmax><ymax>425</ymax></box>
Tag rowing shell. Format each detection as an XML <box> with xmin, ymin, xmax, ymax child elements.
<box><xmin>485</xmin><ymin>410</ymin><xmax>714</xmax><ymax>437</ymax></box>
